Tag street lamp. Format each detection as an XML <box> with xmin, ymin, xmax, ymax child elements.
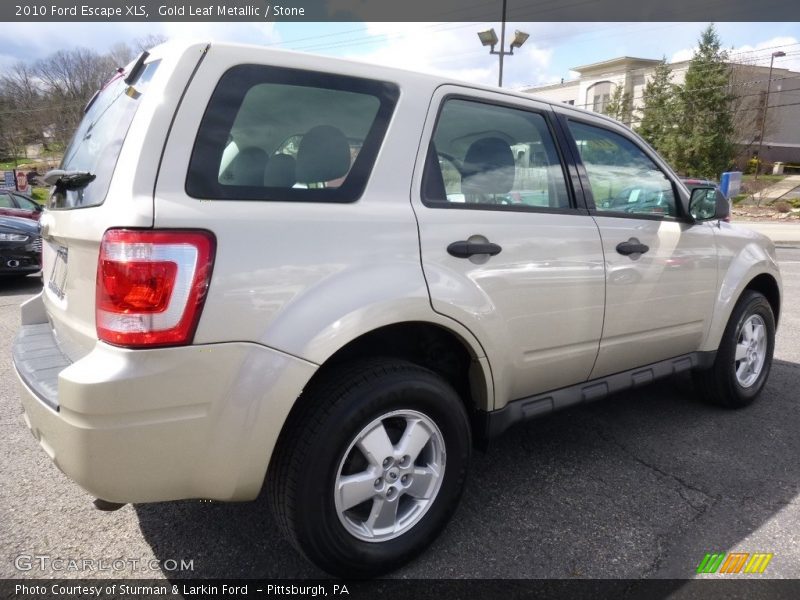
<box><xmin>755</xmin><ymin>50</ymin><xmax>786</xmax><ymax>180</ymax></box>
<box><xmin>477</xmin><ymin>0</ymin><xmax>529</xmax><ymax>87</ymax></box>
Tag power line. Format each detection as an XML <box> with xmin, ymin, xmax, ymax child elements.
<box><xmin>550</xmin><ymin>73</ymin><xmax>800</xmax><ymax>110</ymax></box>
<box><xmin>623</xmin><ymin>100</ymin><xmax>800</xmax><ymax>127</ymax></box>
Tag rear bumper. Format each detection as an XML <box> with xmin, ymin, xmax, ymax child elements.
<box><xmin>13</xmin><ymin>297</ymin><xmax>317</xmax><ymax>503</ymax></box>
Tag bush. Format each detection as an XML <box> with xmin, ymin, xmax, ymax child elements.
<box><xmin>773</xmin><ymin>201</ymin><xmax>792</xmax><ymax>213</ymax></box>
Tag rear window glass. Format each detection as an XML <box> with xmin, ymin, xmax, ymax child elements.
<box><xmin>186</xmin><ymin>65</ymin><xmax>399</xmax><ymax>203</ymax></box>
<box><xmin>51</xmin><ymin>58</ymin><xmax>160</xmax><ymax>210</ymax></box>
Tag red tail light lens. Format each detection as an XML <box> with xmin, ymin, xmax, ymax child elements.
<box><xmin>96</xmin><ymin>229</ymin><xmax>215</xmax><ymax>347</ymax></box>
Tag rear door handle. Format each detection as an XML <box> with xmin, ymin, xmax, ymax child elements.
<box><xmin>616</xmin><ymin>238</ymin><xmax>649</xmax><ymax>256</ymax></box>
<box><xmin>447</xmin><ymin>240</ymin><xmax>503</xmax><ymax>258</ymax></box>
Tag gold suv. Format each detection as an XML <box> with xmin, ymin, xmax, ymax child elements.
<box><xmin>13</xmin><ymin>41</ymin><xmax>781</xmax><ymax>576</ymax></box>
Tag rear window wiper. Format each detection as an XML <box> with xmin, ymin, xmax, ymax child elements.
<box><xmin>43</xmin><ymin>169</ymin><xmax>97</xmax><ymax>190</ymax></box>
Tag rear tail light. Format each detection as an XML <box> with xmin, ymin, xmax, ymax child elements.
<box><xmin>96</xmin><ymin>229</ymin><xmax>215</xmax><ymax>347</ymax></box>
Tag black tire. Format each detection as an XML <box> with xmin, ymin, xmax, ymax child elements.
<box><xmin>693</xmin><ymin>290</ymin><xmax>775</xmax><ymax>408</ymax></box>
<box><xmin>267</xmin><ymin>358</ymin><xmax>472</xmax><ymax>577</ymax></box>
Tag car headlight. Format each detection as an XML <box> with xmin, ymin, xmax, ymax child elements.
<box><xmin>0</xmin><ymin>233</ymin><xmax>29</xmax><ymax>242</ymax></box>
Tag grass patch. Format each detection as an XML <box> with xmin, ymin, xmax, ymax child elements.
<box><xmin>732</xmin><ymin>194</ymin><xmax>749</xmax><ymax>205</ymax></box>
<box><xmin>0</xmin><ymin>158</ymin><xmax>27</xmax><ymax>170</ymax></box>
<box><xmin>30</xmin><ymin>187</ymin><xmax>49</xmax><ymax>204</ymax></box>
<box><xmin>742</xmin><ymin>174</ymin><xmax>786</xmax><ymax>184</ymax></box>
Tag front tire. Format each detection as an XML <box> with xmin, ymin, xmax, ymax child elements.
<box><xmin>268</xmin><ymin>358</ymin><xmax>471</xmax><ymax>576</ymax></box>
<box><xmin>694</xmin><ymin>290</ymin><xmax>775</xmax><ymax>408</ymax></box>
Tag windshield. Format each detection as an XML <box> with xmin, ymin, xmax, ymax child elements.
<box><xmin>51</xmin><ymin>59</ymin><xmax>160</xmax><ymax>209</ymax></box>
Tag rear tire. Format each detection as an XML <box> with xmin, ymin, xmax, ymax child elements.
<box><xmin>268</xmin><ymin>358</ymin><xmax>471</xmax><ymax>577</ymax></box>
<box><xmin>693</xmin><ymin>290</ymin><xmax>775</xmax><ymax>408</ymax></box>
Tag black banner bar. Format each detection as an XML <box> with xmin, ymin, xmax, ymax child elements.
<box><xmin>5</xmin><ymin>579</ymin><xmax>800</xmax><ymax>600</ymax></box>
<box><xmin>2</xmin><ymin>0</ymin><xmax>799</xmax><ymax>22</ymax></box>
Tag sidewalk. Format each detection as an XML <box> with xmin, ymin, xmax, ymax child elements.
<box><xmin>735</xmin><ymin>222</ymin><xmax>800</xmax><ymax>245</ymax></box>
<box><xmin>752</xmin><ymin>174</ymin><xmax>800</xmax><ymax>203</ymax></box>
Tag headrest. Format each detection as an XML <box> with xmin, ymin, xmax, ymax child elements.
<box><xmin>295</xmin><ymin>125</ymin><xmax>351</xmax><ymax>184</ymax></box>
<box><xmin>228</xmin><ymin>146</ymin><xmax>268</xmax><ymax>186</ymax></box>
<box><xmin>264</xmin><ymin>153</ymin><xmax>296</xmax><ymax>187</ymax></box>
<box><xmin>461</xmin><ymin>137</ymin><xmax>515</xmax><ymax>195</ymax></box>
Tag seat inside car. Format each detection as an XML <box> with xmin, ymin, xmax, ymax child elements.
<box><xmin>461</xmin><ymin>137</ymin><xmax>515</xmax><ymax>203</ymax></box>
<box><xmin>295</xmin><ymin>125</ymin><xmax>352</xmax><ymax>186</ymax></box>
<box><xmin>264</xmin><ymin>153</ymin><xmax>296</xmax><ymax>187</ymax></box>
<box><xmin>221</xmin><ymin>146</ymin><xmax>269</xmax><ymax>186</ymax></box>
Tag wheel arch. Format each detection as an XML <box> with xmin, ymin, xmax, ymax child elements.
<box><xmin>701</xmin><ymin>265</ymin><xmax>782</xmax><ymax>353</ymax></box>
<box><xmin>744</xmin><ymin>272</ymin><xmax>781</xmax><ymax>326</ymax></box>
<box><xmin>275</xmin><ymin>321</ymin><xmax>494</xmax><ymax>453</ymax></box>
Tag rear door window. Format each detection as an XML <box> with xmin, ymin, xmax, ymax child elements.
<box><xmin>186</xmin><ymin>65</ymin><xmax>399</xmax><ymax>203</ymax></box>
<box><xmin>422</xmin><ymin>98</ymin><xmax>571</xmax><ymax>211</ymax></box>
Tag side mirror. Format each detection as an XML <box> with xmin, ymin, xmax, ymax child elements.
<box><xmin>688</xmin><ymin>186</ymin><xmax>729</xmax><ymax>222</ymax></box>
<box><xmin>34</xmin><ymin>203</ymin><xmax>44</xmax><ymax>212</ymax></box>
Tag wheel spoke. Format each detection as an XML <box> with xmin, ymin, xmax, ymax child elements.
<box><xmin>752</xmin><ymin>323</ymin><xmax>765</xmax><ymax>344</ymax></box>
<box><xmin>357</xmin><ymin>422</ymin><xmax>395</xmax><ymax>467</ymax></box>
<box><xmin>405</xmin><ymin>466</ymin><xmax>438</xmax><ymax>500</ymax></box>
<box><xmin>338</xmin><ymin>471</ymin><xmax>377</xmax><ymax>511</ymax></box>
<box><xmin>744</xmin><ymin>320</ymin><xmax>755</xmax><ymax>342</ymax></box>
<box><xmin>366</xmin><ymin>497</ymin><xmax>398</xmax><ymax>533</ymax></box>
<box><xmin>735</xmin><ymin>343</ymin><xmax>748</xmax><ymax>361</ymax></box>
<box><xmin>736</xmin><ymin>360</ymin><xmax>749</xmax><ymax>380</ymax></box>
<box><xmin>396</xmin><ymin>418</ymin><xmax>432</xmax><ymax>463</ymax></box>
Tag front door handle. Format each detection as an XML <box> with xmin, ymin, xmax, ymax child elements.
<box><xmin>447</xmin><ymin>240</ymin><xmax>503</xmax><ymax>258</ymax></box>
<box><xmin>616</xmin><ymin>238</ymin><xmax>649</xmax><ymax>256</ymax></box>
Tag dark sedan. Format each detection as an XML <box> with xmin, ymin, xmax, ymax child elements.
<box><xmin>0</xmin><ymin>215</ymin><xmax>41</xmax><ymax>278</ymax></box>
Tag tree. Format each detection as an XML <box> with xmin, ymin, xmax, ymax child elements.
<box><xmin>34</xmin><ymin>48</ymin><xmax>117</xmax><ymax>147</ymax></box>
<box><xmin>674</xmin><ymin>24</ymin><xmax>735</xmax><ymax>178</ymax></box>
<box><xmin>637</xmin><ymin>58</ymin><xmax>678</xmax><ymax>158</ymax></box>
<box><xmin>0</xmin><ymin>62</ymin><xmax>46</xmax><ymax>161</ymax></box>
<box><xmin>107</xmin><ymin>34</ymin><xmax>168</xmax><ymax>69</ymax></box>
<box><xmin>0</xmin><ymin>36</ymin><xmax>172</xmax><ymax>159</ymax></box>
<box><xmin>602</xmin><ymin>84</ymin><xmax>632</xmax><ymax>124</ymax></box>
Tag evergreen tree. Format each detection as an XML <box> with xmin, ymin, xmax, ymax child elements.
<box><xmin>674</xmin><ymin>24</ymin><xmax>735</xmax><ymax>178</ymax></box>
<box><xmin>602</xmin><ymin>85</ymin><xmax>633</xmax><ymax>124</ymax></box>
<box><xmin>637</xmin><ymin>58</ymin><xmax>677</xmax><ymax>159</ymax></box>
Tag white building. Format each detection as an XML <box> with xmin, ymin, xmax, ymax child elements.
<box><xmin>522</xmin><ymin>56</ymin><xmax>800</xmax><ymax>165</ymax></box>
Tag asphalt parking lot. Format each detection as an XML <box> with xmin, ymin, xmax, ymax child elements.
<box><xmin>1</xmin><ymin>247</ymin><xmax>799</xmax><ymax>581</ymax></box>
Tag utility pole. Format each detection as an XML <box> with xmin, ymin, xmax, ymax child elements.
<box><xmin>498</xmin><ymin>0</ymin><xmax>507</xmax><ymax>87</ymax></box>
<box><xmin>755</xmin><ymin>50</ymin><xmax>786</xmax><ymax>180</ymax></box>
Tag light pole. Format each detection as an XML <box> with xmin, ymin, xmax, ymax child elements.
<box><xmin>477</xmin><ymin>0</ymin><xmax>529</xmax><ymax>87</ymax></box>
<box><xmin>755</xmin><ymin>50</ymin><xmax>786</xmax><ymax>180</ymax></box>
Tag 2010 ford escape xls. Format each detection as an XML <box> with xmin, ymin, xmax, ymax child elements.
<box><xmin>13</xmin><ymin>41</ymin><xmax>781</xmax><ymax>576</ymax></box>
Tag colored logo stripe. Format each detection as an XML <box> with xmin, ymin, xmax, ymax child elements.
<box><xmin>720</xmin><ymin>553</ymin><xmax>749</xmax><ymax>573</ymax></box>
<box><xmin>697</xmin><ymin>553</ymin><xmax>726</xmax><ymax>574</ymax></box>
<box><xmin>696</xmin><ymin>552</ymin><xmax>773</xmax><ymax>574</ymax></box>
<box><xmin>744</xmin><ymin>553</ymin><xmax>773</xmax><ymax>574</ymax></box>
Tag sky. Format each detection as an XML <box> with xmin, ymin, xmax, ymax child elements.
<box><xmin>2</xmin><ymin>21</ymin><xmax>799</xmax><ymax>89</ymax></box>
